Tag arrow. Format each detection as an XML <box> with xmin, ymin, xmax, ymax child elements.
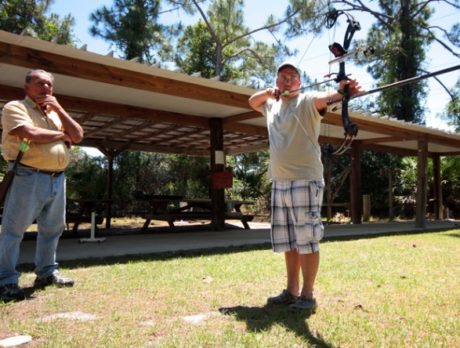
<box><xmin>352</xmin><ymin>64</ymin><xmax>460</xmax><ymax>100</ymax></box>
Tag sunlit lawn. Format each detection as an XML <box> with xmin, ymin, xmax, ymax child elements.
<box><xmin>1</xmin><ymin>229</ymin><xmax>459</xmax><ymax>347</ymax></box>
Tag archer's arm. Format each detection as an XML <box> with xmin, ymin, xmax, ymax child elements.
<box><xmin>249</xmin><ymin>88</ymin><xmax>280</xmax><ymax>112</ymax></box>
<box><xmin>314</xmin><ymin>79</ymin><xmax>363</xmax><ymax>112</ymax></box>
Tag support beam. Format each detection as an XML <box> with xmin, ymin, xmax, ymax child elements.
<box><xmin>209</xmin><ymin>118</ymin><xmax>226</xmax><ymax>230</ymax></box>
<box><xmin>0</xmin><ymin>40</ymin><xmax>250</xmax><ymax>108</ymax></box>
<box><xmin>416</xmin><ymin>141</ymin><xmax>428</xmax><ymax>228</ymax></box>
<box><xmin>97</xmin><ymin>147</ymin><xmax>125</xmax><ymax>229</ymax></box>
<box><xmin>432</xmin><ymin>154</ymin><xmax>443</xmax><ymax>220</ymax></box>
<box><xmin>350</xmin><ymin>141</ymin><xmax>362</xmax><ymax>224</ymax></box>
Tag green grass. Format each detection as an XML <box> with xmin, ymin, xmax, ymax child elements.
<box><xmin>1</xmin><ymin>229</ymin><xmax>459</xmax><ymax>347</ymax></box>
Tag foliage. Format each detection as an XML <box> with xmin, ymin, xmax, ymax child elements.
<box><xmin>109</xmin><ymin>151</ymin><xmax>210</xmax><ymax>212</ymax></box>
<box><xmin>0</xmin><ymin>157</ymin><xmax>7</xmax><ymax>180</ymax></box>
<box><xmin>0</xmin><ymin>0</ymin><xmax>74</xmax><ymax>44</ymax></box>
<box><xmin>329</xmin><ymin>0</ymin><xmax>459</xmax><ymax>124</ymax></box>
<box><xmin>175</xmin><ymin>21</ymin><xmax>217</xmax><ymax>78</ymax></box>
<box><xmin>361</xmin><ymin>152</ymin><xmax>403</xmax><ymax>215</ymax></box>
<box><xmin>89</xmin><ymin>0</ymin><xmax>175</xmax><ymax>63</ymax></box>
<box><xmin>166</xmin><ymin>154</ymin><xmax>211</xmax><ymax>198</ymax></box>
<box><xmin>322</xmin><ymin>148</ymin><xmax>352</xmax><ymax>219</ymax></box>
<box><xmin>445</xmin><ymin>79</ymin><xmax>460</xmax><ymax>131</ymax></box>
<box><xmin>64</xmin><ymin>149</ymin><xmax>269</xmax><ymax>216</ymax></box>
<box><xmin>227</xmin><ymin>151</ymin><xmax>270</xmax><ymax>200</ymax></box>
<box><xmin>65</xmin><ymin>148</ymin><xmax>107</xmax><ymax>200</ymax></box>
<box><xmin>357</xmin><ymin>0</ymin><xmax>431</xmax><ymax>123</ymax></box>
<box><xmin>440</xmin><ymin>156</ymin><xmax>460</xmax><ymax>216</ymax></box>
<box><xmin>174</xmin><ymin>0</ymin><xmax>283</xmax><ymax>84</ymax></box>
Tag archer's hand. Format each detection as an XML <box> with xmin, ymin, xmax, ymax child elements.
<box><xmin>339</xmin><ymin>79</ymin><xmax>363</xmax><ymax>97</ymax></box>
<box><xmin>265</xmin><ymin>87</ymin><xmax>281</xmax><ymax>100</ymax></box>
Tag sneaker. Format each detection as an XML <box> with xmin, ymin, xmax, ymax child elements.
<box><xmin>0</xmin><ymin>283</ymin><xmax>25</xmax><ymax>302</ymax></box>
<box><xmin>34</xmin><ymin>273</ymin><xmax>74</xmax><ymax>289</ymax></box>
<box><xmin>288</xmin><ymin>296</ymin><xmax>318</xmax><ymax>314</ymax></box>
<box><xmin>267</xmin><ymin>289</ymin><xmax>299</xmax><ymax>305</ymax></box>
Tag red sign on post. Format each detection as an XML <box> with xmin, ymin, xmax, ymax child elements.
<box><xmin>211</xmin><ymin>171</ymin><xmax>233</xmax><ymax>189</ymax></box>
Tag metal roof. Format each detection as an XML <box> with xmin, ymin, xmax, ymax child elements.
<box><xmin>1</xmin><ymin>30</ymin><xmax>459</xmax><ymax>157</ymax></box>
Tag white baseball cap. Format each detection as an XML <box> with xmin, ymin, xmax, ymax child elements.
<box><xmin>277</xmin><ymin>61</ymin><xmax>301</xmax><ymax>76</ymax></box>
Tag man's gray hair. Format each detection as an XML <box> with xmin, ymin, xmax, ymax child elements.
<box><xmin>25</xmin><ymin>69</ymin><xmax>54</xmax><ymax>83</ymax></box>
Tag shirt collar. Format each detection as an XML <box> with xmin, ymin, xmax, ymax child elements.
<box><xmin>24</xmin><ymin>96</ymin><xmax>48</xmax><ymax>115</ymax></box>
<box><xmin>24</xmin><ymin>96</ymin><xmax>39</xmax><ymax>109</ymax></box>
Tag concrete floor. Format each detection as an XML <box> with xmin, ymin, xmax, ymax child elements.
<box><xmin>17</xmin><ymin>219</ymin><xmax>459</xmax><ymax>264</ymax></box>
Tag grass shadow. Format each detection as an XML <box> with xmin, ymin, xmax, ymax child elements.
<box><xmin>23</xmin><ymin>222</ymin><xmax>249</xmax><ymax>240</ymax></box>
<box><xmin>17</xmin><ymin>243</ymin><xmax>272</xmax><ymax>272</ymax></box>
<box><xmin>323</xmin><ymin>226</ymin><xmax>460</xmax><ymax>243</ymax></box>
<box><xmin>219</xmin><ymin>305</ymin><xmax>334</xmax><ymax>347</ymax></box>
<box><xmin>442</xmin><ymin>230</ymin><xmax>460</xmax><ymax>238</ymax></box>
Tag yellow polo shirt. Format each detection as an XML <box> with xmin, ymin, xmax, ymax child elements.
<box><xmin>1</xmin><ymin>96</ymin><xmax>70</xmax><ymax>171</ymax></box>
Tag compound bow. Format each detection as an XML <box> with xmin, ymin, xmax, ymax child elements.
<box><xmin>325</xmin><ymin>8</ymin><xmax>361</xmax><ymax>155</ymax></box>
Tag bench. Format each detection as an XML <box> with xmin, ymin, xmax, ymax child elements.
<box><xmin>224</xmin><ymin>212</ymin><xmax>254</xmax><ymax>229</ymax></box>
<box><xmin>141</xmin><ymin>211</ymin><xmax>254</xmax><ymax>231</ymax></box>
<box><xmin>66</xmin><ymin>212</ymin><xmax>104</xmax><ymax>233</ymax></box>
<box><xmin>66</xmin><ymin>199</ymin><xmax>108</xmax><ymax>233</ymax></box>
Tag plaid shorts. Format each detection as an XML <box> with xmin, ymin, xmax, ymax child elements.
<box><xmin>271</xmin><ymin>179</ymin><xmax>324</xmax><ymax>254</ymax></box>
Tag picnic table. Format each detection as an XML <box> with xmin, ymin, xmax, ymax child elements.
<box><xmin>66</xmin><ymin>198</ymin><xmax>112</xmax><ymax>233</ymax></box>
<box><xmin>136</xmin><ymin>195</ymin><xmax>254</xmax><ymax>230</ymax></box>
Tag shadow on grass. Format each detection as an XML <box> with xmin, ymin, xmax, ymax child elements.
<box><xmin>323</xmin><ymin>226</ymin><xmax>460</xmax><ymax>243</ymax></box>
<box><xmin>17</xmin><ymin>243</ymin><xmax>273</xmax><ymax>272</ymax></box>
<box><xmin>443</xmin><ymin>229</ymin><xmax>460</xmax><ymax>238</ymax></box>
<box><xmin>17</xmin><ymin>227</ymin><xmax>460</xmax><ymax>273</ymax></box>
<box><xmin>23</xmin><ymin>222</ymin><xmax>247</xmax><ymax>240</ymax></box>
<box><xmin>219</xmin><ymin>305</ymin><xmax>334</xmax><ymax>347</ymax></box>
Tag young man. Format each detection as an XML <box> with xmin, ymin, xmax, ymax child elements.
<box><xmin>0</xmin><ymin>69</ymin><xmax>84</xmax><ymax>302</ymax></box>
<box><xmin>249</xmin><ymin>61</ymin><xmax>361</xmax><ymax>313</ymax></box>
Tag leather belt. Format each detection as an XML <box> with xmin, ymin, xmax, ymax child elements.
<box><xmin>10</xmin><ymin>161</ymin><xmax>64</xmax><ymax>177</ymax></box>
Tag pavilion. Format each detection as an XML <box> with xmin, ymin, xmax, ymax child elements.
<box><xmin>1</xmin><ymin>30</ymin><xmax>459</xmax><ymax>229</ymax></box>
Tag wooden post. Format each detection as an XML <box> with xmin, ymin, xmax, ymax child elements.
<box><xmin>106</xmin><ymin>150</ymin><xmax>114</xmax><ymax>229</ymax></box>
<box><xmin>415</xmin><ymin>141</ymin><xmax>428</xmax><ymax>228</ymax></box>
<box><xmin>388</xmin><ymin>168</ymin><xmax>394</xmax><ymax>220</ymax></box>
<box><xmin>97</xmin><ymin>146</ymin><xmax>124</xmax><ymax>229</ymax></box>
<box><xmin>432</xmin><ymin>154</ymin><xmax>443</xmax><ymax>220</ymax></box>
<box><xmin>380</xmin><ymin>167</ymin><xmax>399</xmax><ymax>221</ymax></box>
<box><xmin>209</xmin><ymin>118</ymin><xmax>226</xmax><ymax>230</ymax></box>
<box><xmin>362</xmin><ymin>194</ymin><xmax>371</xmax><ymax>222</ymax></box>
<box><xmin>350</xmin><ymin>141</ymin><xmax>362</xmax><ymax>224</ymax></box>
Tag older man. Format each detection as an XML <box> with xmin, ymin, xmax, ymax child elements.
<box><xmin>0</xmin><ymin>69</ymin><xmax>84</xmax><ymax>302</ymax></box>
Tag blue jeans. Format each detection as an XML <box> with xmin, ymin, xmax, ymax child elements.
<box><xmin>0</xmin><ymin>164</ymin><xmax>66</xmax><ymax>286</ymax></box>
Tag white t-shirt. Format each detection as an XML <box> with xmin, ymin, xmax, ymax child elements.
<box><xmin>263</xmin><ymin>93</ymin><xmax>323</xmax><ymax>181</ymax></box>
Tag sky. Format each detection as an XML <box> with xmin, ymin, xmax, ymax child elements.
<box><xmin>49</xmin><ymin>0</ymin><xmax>459</xmax><ymax>135</ymax></box>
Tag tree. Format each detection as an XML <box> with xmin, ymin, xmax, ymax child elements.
<box><xmin>329</xmin><ymin>0</ymin><xmax>459</xmax><ymax>124</ymax></box>
<box><xmin>172</xmin><ymin>0</ymin><xmax>325</xmax><ymax>84</ymax></box>
<box><xmin>174</xmin><ymin>0</ymin><xmax>278</xmax><ymax>83</ymax></box>
<box><xmin>440</xmin><ymin>155</ymin><xmax>460</xmax><ymax>217</ymax></box>
<box><xmin>89</xmin><ymin>0</ymin><xmax>175</xmax><ymax>63</ymax></box>
<box><xmin>0</xmin><ymin>0</ymin><xmax>74</xmax><ymax>44</ymax></box>
<box><xmin>228</xmin><ymin>152</ymin><xmax>269</xmax><ymax>200</ymax></box>
<box><xmin>66</xmin><ymin>149</ymin><xmax>107</xmax><ymax>200</ymax></box>
<box><xmin>366</xmin><ymin>0</ymin><xmax>430</xmax><ymax>123</ymax></box>
<box><xmin>446</xmin><ymin>80</ymin><xmax>460</xmax><ymax>131</ymax></box>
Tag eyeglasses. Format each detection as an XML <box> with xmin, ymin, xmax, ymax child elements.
<box><xmin>277</xmin><ymin>74</ymin><xmax>300</xmax><ymax>83</ymax></box>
